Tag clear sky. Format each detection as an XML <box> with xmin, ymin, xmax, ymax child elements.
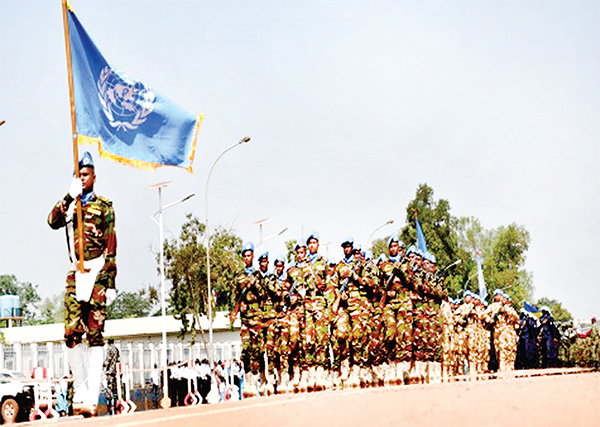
<box><xmin>0</xmin><ymin>0</ymin><xmax>598</xmax><ymax>319</ymax></box>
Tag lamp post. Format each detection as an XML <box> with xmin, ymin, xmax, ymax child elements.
<box><xmin>205</xmin><ymin>136</ymin><xmax>251</xmax><ymax>365</ymax></box>
<box><xmin>442</xmin><ymin>259</ymin><xmax>462</xmax><ymax>274</ymax></box>
<box><xmin>251</xmin><ymin>218</ymin><xmax>271</xmax><ymax>254</ymax></box>
<box><xmin>367</xmin><ymin>219</ymin><xmax>394</xmax><ymax>245</ymax></box>
<box><xmin>148</xmin><ymin>182</ymin><xmax>194</xmax><ymax>408</ymax></box>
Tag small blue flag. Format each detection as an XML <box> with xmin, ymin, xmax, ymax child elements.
<box><xmin>66</xmin><ymin>4</ymin><xmax>202</xmax><ymax>171</ymax></box>
<box><xmin>476</xmin><ymin>250</ymin><xmax>487</xmax><ymax>302</ymax></box>
<box><xmin>415</xmin><ymin>216</ymin><xmax>428</xmax><ymax>254</ymax></box>
<box><xmin>524</xmin><ymin>301</ymin><xmax>539</xmax><ymax>313</ymax></box>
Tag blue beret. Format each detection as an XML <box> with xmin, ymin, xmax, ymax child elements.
<box><xmin>242</xmin><ymin>242</ymin><xmax>254</xmax><ymax>253</ymax></box>
<box><xmin>79</xmin><ymin>151</ymin><xmax>94</xmax><ymax>169</ymax></box>
<box><xmin>258</xmin><ymin>251</ymin><xmax>269</xmax><ymax>261</ymax></box>
<box><xmin>306</xmin><ymin>232</ymin><xmax>319</xmax><ymax>245</ymax></box>
<box><xmin>341</xmin><ymin>237</ymin><xmax>354</xmax><ymax>247</ymax></box>
<box><xmin>388</xmin><ymin>235</ymin><xmax>399</xmax><ymax>247</ymax></box>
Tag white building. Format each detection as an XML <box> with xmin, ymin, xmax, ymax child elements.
<box><xmin>0</xmin><ymin>311</ymin><xmax>241</xmax><ymax>388</ymax></box>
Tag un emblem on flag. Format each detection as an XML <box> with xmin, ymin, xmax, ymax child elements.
<box><xmin>97</xmin><ymin>66</ymin><xmax>155</xmax><ymax>131</ymax></box>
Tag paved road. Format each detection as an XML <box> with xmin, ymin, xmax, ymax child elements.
<box><xmin>27</xmin><ymin>372</ymin><xmax>600</xmax><ymax>427</ymax></box>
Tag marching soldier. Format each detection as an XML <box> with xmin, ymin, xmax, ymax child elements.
<box><xmin>230</xmin><ymin>242</ymin><xmax>264</xmax><ymax>396</ymax></box>
<box><xmin>488</xmin><ymin>289</ymin><xmax>519</xmax><ymax>372</ymax></box>
<box><xmin>48</xmin><ymin>152</ymin><xmax>117</xmax><ymax>415</ymax></box>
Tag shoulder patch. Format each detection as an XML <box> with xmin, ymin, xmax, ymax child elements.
<box><xmin>106</xmin><ymin>210</ymin><xmax>115</xmax><ymax>223</ymax></box>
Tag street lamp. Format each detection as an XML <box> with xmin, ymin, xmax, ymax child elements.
<box><xmin>205</xmin><ymin>135</ymin><xmax>251</xmax><ymax>365</ymax></box>
<box><xmin>148</xmin><ymin>182</ymin><xmax>194</xmax><ymax>408</ymax></box>
<box><xmin>251</xmin><ymin>218</ymin><xmax>271</xmax><ymax>254</ymax></box>
<box><xmin>442</xmin><ymin>259</ymin><xmax>462</xmax><ymax>274</ymax></box>
<box><xmin>367</xmin><ymin>219</ymin><xmax>394</xmax><ymax>245</ymax></box>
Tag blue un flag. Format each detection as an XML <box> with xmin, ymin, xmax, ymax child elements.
<box><xmin>67</xmin><ymin>4</ymin><xmax>202</xmax><ymax>171</ymax></box>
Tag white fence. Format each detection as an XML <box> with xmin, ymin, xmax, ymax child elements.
<box><xmin>1</xmin><ymin>340</ymin><xmax>242</xmax><ymax>389</ymax></box>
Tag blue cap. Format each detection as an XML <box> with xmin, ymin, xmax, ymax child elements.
<box><xmin>242</xmin><ymin>242</ymin><xmax>254</xmax><ymax>254</ymax></box>
<box><xmin>306</xmin><ymin>232</ymin><xmax>319</xmax><ymax>245</ymax></box>
<box><xmin>274</xmin><ymin>254</ymin><xmax>286</xmax><ymax>265</ymax></box>
<box><xmin>494</xmin><ymin>288</ymin><xmax>503</xmax><ymax>296</ymax></box>
<box><xmin>354</xmin><ymin>243</ymin><xmax>362</xmax><ymax>252</ymax></box>
<box><xmin>79</xmin><ymin>151</ymin><xmax>94</xmax><ymax>169</ymax></box>
<box><xmin>294</xmin><ymin>239</ymin><xmax>306</xmax><ymax>250</ymax></box>
<box><xmin>376</xmin><ymin>253</ymin><xmax>388</xmax><ymax>264</ymax></box>
<box><xmin>406</xmin><ymin>245</ymin><xmax>417</xmax><ymax>255</ymax></box>
<box><xmin>341</xmin><ymin>237</ymin><xmax>354</xmax><ymax>247</ymax></box>
<box><xmin>428</xmin><ymin>253</ymin><xmax>436</xmax><ymax>263</ymax></box>
<box><xmin>388</xmin><ymin>235</ymin><xmax>399</xmax><ymax>247</ymax></box>
<box><xmin>258</xmin><ymin>251</ymin><xmax>269</xmax><ymax>261</ymax></box>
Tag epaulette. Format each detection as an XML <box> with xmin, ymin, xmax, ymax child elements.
<box><xmin>96</xmin><ymin>195</ymin><xmax>113</xmax><ymax>207</ymax></box>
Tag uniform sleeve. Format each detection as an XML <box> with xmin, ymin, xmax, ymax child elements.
<box><xmin>47</xmin><ymin>194</ymin><xmax>73</xmax><ymax>230</ymax></box>
<box><xmin>102</xmin><ymin>202</ymin><xmax>117</xmax><ymax>289</ymax></box>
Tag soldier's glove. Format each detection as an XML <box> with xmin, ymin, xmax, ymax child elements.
<box><xmin>68</xmin><ymin>177</ymin><xmax>83</xmax><ymax>199</ymax></box>
<box><xmin>106</xmin><ymin>289</ymin><xmax>117</xmax><ymax>306</ymax></box>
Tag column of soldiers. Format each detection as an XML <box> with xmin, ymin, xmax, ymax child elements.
<box><xmin>230</xmin><ymin>233</ymin><xmax>522</xmax><ymax>397</ymax></box>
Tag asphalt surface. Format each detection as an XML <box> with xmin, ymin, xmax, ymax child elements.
<box><xmin>24</xmin><ymin>371</ymin><xmax>600</xmax><ymax>427</ymax></box>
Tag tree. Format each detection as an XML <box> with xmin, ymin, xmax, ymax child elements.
<box><xmin>163</xmin><ymin>214</ymin><xmax>243</xmax><ymax>342</ymax></box>
<box><xmin>0</xmin><ymin>275</ymin><xmax>41</xmax><ymax>325</ymax></box>
<box><xmin>107</xmin><ymin>286</ymin><xmax>159</xmax><ymax>320</ymax></box>
<box><xmin>536</xmin><ymin>297</ymin><xmax>572</xmax><ymax>323</ymax></box>
<box><xmin>398</xmin><ymin>184</ymin><xmax>466</xmax><ymax>297</ymax></box>
<box><xmin>37</xmin><ymin>292</ymin><xmax>65</xmax><ymax>325</ymax></box>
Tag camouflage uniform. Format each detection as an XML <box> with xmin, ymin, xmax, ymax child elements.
<box><xmin>440</xmin><ymin>300</ymin><xmax>457</xmax><ymax>378</ymax></box>
<box><xmin>379</xmin><ymin>257</ymin><xmax>414</xmax><ymax>363</ymax></box>
<box><xmin>48</xmin><ymin>192</ymin><xmax>116</xmax><ymax>348</ymax></box>
<box><xmin>281</xmin><ymin>263</ymin><xmax>306</xmax><ymax>370</ymax></box>
<box><xmin>334</xmin><ymin>257</ymin><xmax>371</xmax><ymax>366</ymax></box>
<box><xmin>302</xmin><ymin>255</ymin><xmax>331</xmax><ymax>367</ymax></box>
<box><xmin>236</xmin><ymin>267</ymin><xmax>265</xmax><ymax>374</ymax></box>
<box><xmin>454</xmin><ymin>300</ymin><xmax>479</xmax><ymax>375</ymax></box>
<box><xmin>490</xmin><ymin>301</ymin><xmax>519</xmax><ymax>372</ymax></box>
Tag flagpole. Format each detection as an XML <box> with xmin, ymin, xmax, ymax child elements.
<box><xmin>62</xmin><ymin>0</ymin><xmax>85</xmax><ymax>273</ymax></box>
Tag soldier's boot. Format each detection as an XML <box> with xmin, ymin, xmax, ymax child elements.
<box><xmin>358</xmin><ymin>366</ymin><xmax>367</xmax><ymax>388</ymax></box>
<box><xmin>348</xmin><ymin>365</ymin><xmax>359</xmax><ymax>388</ymax></box>
<box><xmin>316</xmin><ymin>365</ymin><xmax>325</xmax><ymax>391</ymax></box>
<box><xmin>291</xmin><ymin>367</ymin><xmax>301</xmax><ymax>393</ymax></box>
<box><xmin>280</xmin><ymin>370</ymin><xmax>290</xmax><ymax>394</ymax></box>
<box><xmin>306</xmin><ymin>366</ymin><xmax>316</xmax><ymax>392</ymax></box>
<box><xmin>67</xmin><ymin>344</ymin><xmax>88</xmax><ymax>404</ymax></box>
<box><xmin>429</xmin><ymin>362</ymin><xmax>442</xmax><ymax>384</ymax></box>
<box><xmin>244</xmin><ymin>373</ymin><xmax>257</xmax><ymax>398</ymax></box>
<box><xmin>83</xmin><ymin>346</ymin><xmax>105</xmax><ymax>414</ymax></box>
<box><xmin>299</xmin><ymin>368</ymin><xmax>309</xmax><ymax>393</ymax></box>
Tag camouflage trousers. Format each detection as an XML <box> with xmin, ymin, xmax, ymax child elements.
<box><xmin>240</xmin><ymin>315</ymin><xmax>265</xmax><ymax>375</ymax></box>
<box><xmin>64</xmin><ymin>270</ymin><xmax>108</xmax><ymax>349</ymax></box>
<box><xmin>368</xmin><ymin>305</ymin><xmax>386</xmax><ymax>365</ymax></box>
<box><xmin>330</xmin><ymin>310</ymin><xmax>350</xmax><ymax>369</ymax></box>
<box><xmin>382</xmin><ymin>296</ymin><xmax>413</xmax><ymax>362</ymax></box>
<box><xmin>412</xmin><ymin>299</ymin><xmax>442</xmax><ymax>362</ymax></box>
<box><xmin>303</xmin><ymin>309</ymin><xmax>331</xmax><ymax>367</ymax></box>
<box><xmin>278</xmin><ymin>309</ymin><xmax>302</xmax><ymax>371</ymax></box>
<box><xmin>495</xmin><ymin>327</ymin><xmax>518</xmax><ymax>372</ymax></box>
<box><xmin>346</xmin><ymin>297</ymin><xmax>372</xmax><ymax>366</ymax></box>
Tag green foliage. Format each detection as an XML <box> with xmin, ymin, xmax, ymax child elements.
<box><xmin>163</xmin><ymin>214</ymin><xmax>242</xmax><ymax>342</ymax></box>
<box><xmin>536</xmin><ymin>297</ymin><xmax>572</xmax><ymax>323</ymax></box>
<box><xmin>370</xmin><ymin>238</ymin><xmax>388</xmax><ymax>259</ymax></box>
<box><xmin>0</xmin><ymin>274</ymin><xmax>41</xmax><ymax>325</ymax></box>
<box><xmin>284</xmin><ymin>239</ymin><xmax>297</xmax><ymax>264</ymax></box>
<box><xmin>398</xmin><ymin>184</ymin><xmax>465</xmax><ymax>297</ymax></box>
<box><xmin>107</xmin><ymin>287</ymin><xmax>159</xmax><ymax>320</ymax></box>
<box><xmin>393</xmin><ymin>183</ymin><xmax>536</xmax><ymax>311</ymax></box>
<box><xmin>37</xmin><ymin>292</ymin><xmax>65</xmax><ymax>325</ymax></box>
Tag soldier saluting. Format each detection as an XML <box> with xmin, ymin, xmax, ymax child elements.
<box><xmin>48</xmin><ymin>151</ymin><xmax>117</xmax><ymax>415</ymax></box>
